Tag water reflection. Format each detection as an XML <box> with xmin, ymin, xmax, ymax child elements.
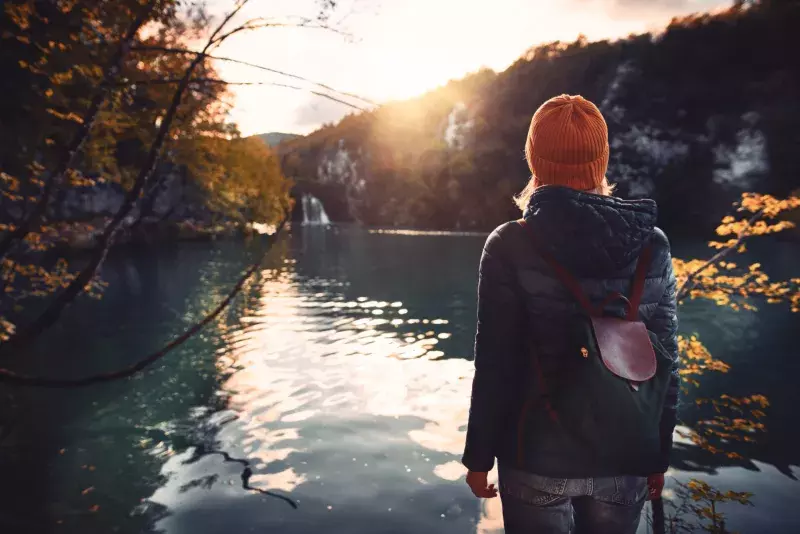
<box><xmin>145</xmin><ymin>227</ymin><xmax>799</xmax><ymax>533</ymax></box>
<box><xmin>2</xmin><ymin>227</ymin><xmax>798</xmax><ymax>533</ymax></box>
<box><xmin>146</xmin><ymin>230</ymin><xmax>497</xmax><ymax>533</ymax></box>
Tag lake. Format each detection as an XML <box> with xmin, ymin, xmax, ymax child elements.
<box><xmin>1</xmin><ymin>224</ymin><xmax>798</xmax><ymax>533</ymax></box>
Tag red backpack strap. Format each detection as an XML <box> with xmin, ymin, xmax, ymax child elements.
<box><xmin>626</xmin><ymin>242</ymin><xmax>653</xmax><ymax>321</ymax></box>
<box><xmin>517</xmin><ymin>219</ymin><xmax>596</xmax><ymax>316</ymax></box>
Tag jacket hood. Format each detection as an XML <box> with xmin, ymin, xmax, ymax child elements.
<box><xmin>522</xmin><ymin>185</ymin><xmax>657</xmax><ymax>276</ymax></box>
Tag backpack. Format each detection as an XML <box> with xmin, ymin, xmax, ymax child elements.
<box><xmin>515</xmin><ymin>219</ymin><xmax>673</xmax><ymax>477</ymax></box>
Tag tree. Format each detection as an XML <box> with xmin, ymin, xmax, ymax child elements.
<box><xmin>0</xmin><ymin>0</ymin><xmax>365</xmax><ymax>351</ymax></box>
<box><xmin>176</xmin><ymin>135</ymin><xmax>293</xmax><ymax>225</ymax></box>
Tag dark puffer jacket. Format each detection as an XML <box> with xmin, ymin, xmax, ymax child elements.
<box><xmin>462</xmin><ymin>185</ymin><xmax>680</xmax><ymax>474</ymax></box>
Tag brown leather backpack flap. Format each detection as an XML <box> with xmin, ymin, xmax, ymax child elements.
<box><xmin>591</xmin><ymin>317</ymin><xmax>656</xmax><ymax>382</ymax></box>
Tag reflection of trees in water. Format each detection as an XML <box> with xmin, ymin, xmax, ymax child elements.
<box><xmin>180</xmin><ymin>443</ymin><xmax>299</xmax><ymax>509</ymax></box>
<box><xmin>672</xmin><ymin>433</ymin><xmax>798</xmax><ymax>481</ymax></box>
<box><xmin>287</xmin><ymin>227</ymin><xmax>482</xmax><ymax>360</ymax></box>
<box><xmin>671</xmin><ymin>443</ymin><xmax>759</xmax><ymax>476</ymax></box>
<box><xmin>152</xmin><ymin>244</ymin><xmax>486</xmax><ymax>534</ymax></box>
<box><xmin>3</xmin><ymin>222</ymin><xmax>798</xmax><ymax>532</ymax></box>
<box><xmin>0</xmin><ymin>241</ymin><xmax>287</xmax><ymax>533</ymax></box>
<box><xmin>675</xmin><ymin>411</ymin><xmax>800</xmax><ymax>480</ymax></box>
<box><xmin>674</xmin><ymin>300</ymin><xmax>800</xmax><ymax>480</ymax></box>
<box><xmin>150</xmin><ymin>411</ymin><xmax>484</xmax><ymax>534</ymax></box>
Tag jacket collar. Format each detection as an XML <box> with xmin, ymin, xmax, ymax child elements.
<box><xmin>522</xmin><ymin>185</ymin><xmax>658</xmax><ymax>275</ymax></box>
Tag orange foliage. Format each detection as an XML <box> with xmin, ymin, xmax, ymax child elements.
<box><xmin>670</xmin><ymin>192</ymin><xmax>798</xmax><ymax>487</ymax></box>
<box><xmin>674</xmin><ymin>192</ymin><xmax>800</xmax><ymax>312</ymax></box>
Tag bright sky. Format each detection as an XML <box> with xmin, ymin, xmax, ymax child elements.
<box><xmin>208</xmin><ymin>0</ymin><xmax>729</xmax><ymax>136</ymax></box>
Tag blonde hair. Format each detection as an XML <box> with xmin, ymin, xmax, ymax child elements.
<box><xmin>513</xmin><ymin>175</ymin><xmax>615</xmax><ymax>211</ymax></box>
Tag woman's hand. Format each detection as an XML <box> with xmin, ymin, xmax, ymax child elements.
<box><xmin>466</xmin><ymin>471</ymin><xmax>498</xmax><ymax>498</ymax></box>
<box><xmin>647</xmin><ymin>473</ymin><xmax>665</xmax><ymax>500</ymax></box>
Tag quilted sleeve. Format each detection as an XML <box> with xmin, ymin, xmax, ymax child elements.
<box><xmin>462</xmin><ymin>226</ymin><xmax>525</xmax><ymax>473</ymax></box>
<box><xmin>645</xmin><ymin>234</ymin><xmax>680</xmax><ymax>472</ymax></box>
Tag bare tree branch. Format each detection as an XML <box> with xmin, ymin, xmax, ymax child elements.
<box><xmin>123</xmin><ymin>77</ymin><xmax>369</xmax><ymax>110</ymax></box>
<box><xmin>207</xmin><ymin>0</ymin><xmax>251</xmax><ymax>44</ymax></box>
<box><xmin>207</xmin><ymin>8</ymin><xmax>354</xmax><ymax>45</ymax></box>
<box><xmin>211</xmin><ymin>18</ymin><xmax>353</xmax><ymax>44</ymax></box>
<box><xmin>0</xmin><ymin>2</ymin><xmax>158</xmax><ymax>260</ymax></box>
<box><xmin>1</xmin><ymin>0</ymin><xmax>364</xmax><ymax>349</ymax></box>
<box><xmin>676</xmin><ymin>208</ymin><xmax>765</xmax><ymax>302</ymax></box>
<box><xmin>1</xmin><ymin>4</ymin><xmax>252</xmax><ymax>349</ymax></box>
<box><xmin>131</xmin><ymin>45</ymin><xmax>377</xmax><ymax>106</ymax></box>
<box><xmin>0</xmin><ymin>220</ymin><xmax>286</xmax><ymax>385</ymax></box>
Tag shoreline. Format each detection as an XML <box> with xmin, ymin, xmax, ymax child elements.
<box><xmin>54</xmin><ymin>218</ymin><xmax>280</xmax><ymax>251</ymax></box>
<box><xmin>49</xmin><ymin>212</ymin><xmax>800</xmax><ymax>252</ymax></box>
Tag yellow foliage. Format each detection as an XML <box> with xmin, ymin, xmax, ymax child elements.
<box><xmin>0</xmin><ymin>172</ymin><xmax>19</xmax><ymax>190</ymax></box>
<box><xmin>678</xmin><ymin>335</ymin><xmax>730</xmax><ymax>383</ymax></box>
<box><xmin>66</xmin><ymin>170</ymin><xmax>97</xmax><ymax>187</ymax></box>
<box><xmin>175</xmin><ymin>135</ymin><xmax>293</xmax><ymax>225</ymax></box>
<box><xmin>739</xmin><ymin>192</ymin><xmax>800</xmax><ymax>217</ymax></box>
<box><xmin>5</xmin><ymin>2</ymin><xmax>34</xmax><ymax>31</ymax></box>
<box><xmin>0</xmin><ymin>318</ymin><xmax>16</xmax><ymax>342</ymax></box>
<box><xmin>677</xmin><ymin>325</ymin><xmax>771</xmax><ymax>460</ymax></box>
<box><xmin>48</xmin><ymin>70</ymin><xmax>74</xmax><ymax>84</ymax></box>
<box><xmin>675</xmin><ymin>194</ymin><xmax>799</xmax><ymax>312</ymax></box>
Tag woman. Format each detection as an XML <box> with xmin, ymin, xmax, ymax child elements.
<box><xmin>462</xmin><ymin>94</ymin><xmax>679</xmax><ymax>534</ymax></box>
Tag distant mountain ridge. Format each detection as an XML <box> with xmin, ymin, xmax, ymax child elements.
<box><xmin>253</xmin><ymin>132</ymin><xmax>301</xmax><ymax>147</ymax></box>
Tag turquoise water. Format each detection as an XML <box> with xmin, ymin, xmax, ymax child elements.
<box><xmin>1</xmin><ymin>225</ymin><xmax>798</xmax><ymax>533</ymax></box>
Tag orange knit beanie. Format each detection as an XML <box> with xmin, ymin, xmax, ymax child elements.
<box><xmin>525</xmin><ymin>94</ymin><xmax>609</xmax><ymax>191</ymax></box>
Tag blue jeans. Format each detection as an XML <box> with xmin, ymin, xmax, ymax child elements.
<box><xmin>499</xmin><ymin>466</ymin><xmax>647</xmax><ymax>534</ymax></box>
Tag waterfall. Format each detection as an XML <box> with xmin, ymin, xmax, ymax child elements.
<box><xmin>301</xmin><ymin>193</ymin><xmax>331</xmax><ymax>226</ymax></box>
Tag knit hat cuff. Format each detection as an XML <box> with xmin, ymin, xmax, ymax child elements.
<box><xmin>530</xmin><ymin>147</ymin><xmax>609</xmax><ymax>190</ymax></box>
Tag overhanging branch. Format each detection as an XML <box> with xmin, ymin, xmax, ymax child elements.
<box><xmin>122</xmin><ymin>77</ymin><xmax>369</xmax><ymax>110</ymax></box>
<box><xmin>131</xmin><ymin>44</ymin><xmax>377</xmax><ymax>107</ymax></box>
<box><xmin>1</xmin><ymin>6</ymin><xmax>248</xmax><ymax>348</ymax></box>
<box><xmin>0</xmin><ymin>2</ymin><xmax>158</xmax><ymax>260</ymax></box>
<box><xmin>0</xmin><ymin>221</ymin><xmax>286</xmax><ymax>385</ymax></box>
<box><xmin>209</xmin><ymin>17</ymin><xmax>352</xmax><ymax>45</ymax></box>
<box><xmin>676</xmin><ymin>208</ymin><xmax>765</xmax><ymax>302</ymax></box>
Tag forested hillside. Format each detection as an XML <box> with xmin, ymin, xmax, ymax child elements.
<box><xmin>280</xmin><ymin>0</ymin><xmax>800</xmax><ymax>233</ymax></box>
<box><xmin>0</xmin><ymin>0</ymin><xmax>291</xmax><ymax>236</ymax></box>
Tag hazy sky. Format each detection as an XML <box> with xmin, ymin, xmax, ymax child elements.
<box><xmin>207</xmin><ymin>0</ymin><xmax>729</xmax><ymax>136</ymax></box>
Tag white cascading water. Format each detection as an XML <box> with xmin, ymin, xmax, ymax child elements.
<box><xmin>301</xmin><ymin>193</ymin><xmax>331</xmax><ymax>226</ymax></box>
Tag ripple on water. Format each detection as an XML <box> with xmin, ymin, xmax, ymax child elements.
<box><xmin>143</xmin><ymin>263</ymin><xmax>486</xmax><ymax>524</ymax></box>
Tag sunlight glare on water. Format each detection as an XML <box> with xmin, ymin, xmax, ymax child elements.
<box><xmin>144</xmin><ymin>229</ymin><xmax>504</xmax><ymax>533</ymax></box>
<box><xmin>9</xmin><ymin>226</ymin><xmax>799</xmax><ymax>534</ymax></box>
